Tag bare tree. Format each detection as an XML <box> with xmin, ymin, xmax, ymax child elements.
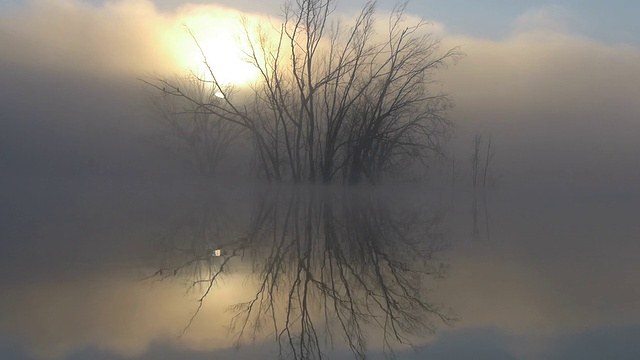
<box><xmin>150</xmin><ymin>188</ymin><xmax>453</xmax><ymax>359</ymax></box>
<box><xmin>143</xmin><ymin>0</ymin><xmax>460</xmax><ymax>184</ymax></box>
<box><xmin>470</xmin><ymin>133</ymin><xmax>482</xmax><ymax>188</ymax></box>
<box><xmin>469</xmin><ymin>132</ymin><xmax>495</xmax><ymax>189</ymax></box>
<box><xmin>148</xmin><ymin>74</ymin><xmax>243</xmax><ymax>177</ymax></box>
<box><xmin>482</xmin><ymin>133</ymin><xmax>494</xmax><ymax>188</ymax></box>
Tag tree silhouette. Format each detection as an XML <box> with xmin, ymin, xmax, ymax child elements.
<box><xmin>148</xmin><ymin>74</ymin><xmax>242</xmax><ymax>177</ymax></box>
<box><xmin>150</xmin><ymin>188</ymin><xmax>453</xmax><ymax>359</ymax></box>
<box><xmin>143</xmin><ymin>0</ymin><xmax>461</xmax><ymax>183</ymax></box>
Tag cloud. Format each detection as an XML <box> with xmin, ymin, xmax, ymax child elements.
<box><xmin>0</xmin><ymin>0</ymin><xmax>174</xmax><ymax>76</ymax></box>
<box><xmin>513</xmin><ymin>5</ymin><xmax>575</xmax><ymax>34</ymax></box>
<box><xmin>438</xmin><ymin>28</ymin><xmax>640</xmax><ymax>187</ymax></box>
<box><xmin>0</xmin><ymin>0</ymin><xmax>269</xmax><ymax>79</ymax></box>
<box><xmin>0</xmin><ymin>0</ymin><xmax>270</xmax><ymax>178</ymax></box>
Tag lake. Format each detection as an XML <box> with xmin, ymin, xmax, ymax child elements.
<box><xmin>1</xmin><ymin>177</ymin><xmax>638</xmax><ymax>360</ymax></box>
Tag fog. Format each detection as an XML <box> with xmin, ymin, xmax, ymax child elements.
<box><xmin>440</xmin><ymin>31</ymin><xmax>640</xmax><ymax>190</ymax></box>
<box><xmin>2</xmin><ymin>0</ymin><xmax>639</xmax><ymax>187</ymax></box>
<box><xmin>1</xmin><ymin>1</ymin><xmax>639</xmax><ymax>359</ymax></box>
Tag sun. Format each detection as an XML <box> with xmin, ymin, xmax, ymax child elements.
<box><xmin>168</xmin><ymin>10</ymin><xmax>261</xmax><ymax>87</ymax></box>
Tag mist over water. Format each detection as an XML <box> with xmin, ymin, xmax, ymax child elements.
<box><xmin>2</xmin><ymin>175</ymin><xmax>639</xmax><ymax>359</ymax></box>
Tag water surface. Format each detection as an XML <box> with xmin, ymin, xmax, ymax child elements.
<box><xmin>1</xmin><ymin>178</ymin><xmax>639</xmax><ymax>360</ymax></box>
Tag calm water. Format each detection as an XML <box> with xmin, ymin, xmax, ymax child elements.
<box><xmin>1</xmin><ymin>177</ymin><xmax>639</xmax><ymax>360</ymax></box>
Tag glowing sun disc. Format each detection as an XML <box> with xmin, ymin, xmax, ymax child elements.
<box><xmin>169</xmin><ymin>10</ymin><xmax>260</xmax><ymax>86</ymax></box>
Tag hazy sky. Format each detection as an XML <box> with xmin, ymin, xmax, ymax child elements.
<box><xmin>1</xmin><ymin>0</ymin><xmax>638</xmax><ymax>187</ymax></box>
<box><xmin>159</xmin><ymin>0</ymin><xmax>640</xmax><ymax>44</ymax></box>
<box><xmin>4</xmin><ymin>0</ymin><xmax>639</xmax><ymax>44</ymax></box>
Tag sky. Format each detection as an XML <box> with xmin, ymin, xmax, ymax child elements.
<box><xmin>4</xmin><ymin>0</ymin><xmax>639</xmax><ymax>44</ymax></box>
<box><xmin>1</xmin><ymin>0</ymin><xmax>639</xmax><ymax>359</ymax></box>
<box><xmin>1</xmin><ymin>0</ymin><xmax>639</xmax><ymax>186</ymax></box>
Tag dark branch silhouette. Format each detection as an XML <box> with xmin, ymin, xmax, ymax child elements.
<box><xmin>142</xmin><ymin>0</ymin><xmax>461</xmax><ymax>183</ymax></box>
<box><xmin>149</xmin><ymin>188</ymin><xmax>454</xmax><ymax>359</ymax></box>
<box><xmin>145</xmin><ymin>73</ymin><xmax>243</xmax><ymax>177</ymax></box>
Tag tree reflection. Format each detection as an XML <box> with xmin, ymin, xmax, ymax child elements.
<box><xmin>151</xmin><ymin>188</ymin><xmax>453</xmax><ymax>359</ymax></box>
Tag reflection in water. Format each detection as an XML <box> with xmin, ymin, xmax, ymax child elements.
<box><xmin>2</xmin><ymin>182</ymin><xmax>639</xmax><ymax>359</ymax></box>
<box><xmin>471</xmin><ymin>191</ymin><xmax>492</xmax><ymax>241</ymax></box>
<box><xmin>151</xmin><ymin>188</ymin><xmax>453</xmax><ymax>359</ymax></box>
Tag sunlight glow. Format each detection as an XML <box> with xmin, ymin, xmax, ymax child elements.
<box><xmin>168</xmin><ymin>9</ymin><xmax>261</xmax><ymax>87</ymax></box>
